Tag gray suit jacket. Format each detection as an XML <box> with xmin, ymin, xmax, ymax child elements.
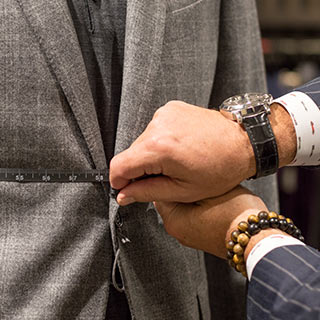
<box><xmin>0</xmin><ymin>0</ymin><xmax>278</xmax><ymax>319</ymax></box>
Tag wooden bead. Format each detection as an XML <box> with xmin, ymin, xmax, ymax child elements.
<box><xmin>233</xmin><ymin>254</ymin><xmax>244</xmax><ymax>265</ymax></box>
<box><xmin>237</xmin><ymin>233</ymin><xmax>250</xmax><ymax>246</ymax></box>
<box><xmin>241</xmin><ymin>271</ymin><xmax>248</xmax><ymax>278</ymax></box>
<box><xmin>226</xmin><ymin>240</ymin><xmax>235</xmax><ymax>251</ymax></box>
<box><xmin>286</xmin><ymin>218</ymin><xmax>293</xmax><ymax>224</ymax></box>
<box><xmin>238</xmin><ymin>221</ymin><xmax>249</xmax><ymax>232</ymax></box>
<box><xmin>258</xmin><ymin>211</ymin><xmax>268</xmax><ymax>220</ymax></box>
<box><xmin>278</xmin><ymin>215</ymin><xmax>285</xmax><ymax>220</ymax></box>
<box><xmin>233</xmin><ymin>244</ymin><xmax>244</xmax><ymax>255</ymax></box>
<box><xmin>268</xmin><ymin>211</ymin><xmax>278</xmax><ymax>220</ymax></box>
<box><xmin>229</xmin><ymin>260</ymin><xmax>236</xmax><ymax>268</ymax></box>
<box><xmin>236</xmin><ymin>263</ymin><xmax>246</xmax><ymax>273</ymax></box>
<box><xmin>244</xmin><ymin>231</ymin><xmax>252</xmax><ymax>239</ymax></box>
<box><xmin>231</xmin><ymin>230</ymin><xmax>240</xmax><ymax>242</ymax></box>
<box><xmin>248</xmin><ymin>215</ymin><xmax>259</xmax><ymax>224</ymax></box>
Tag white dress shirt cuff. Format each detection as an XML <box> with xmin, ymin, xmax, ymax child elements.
<box><xmin>274</xmin><ymin>91</ymin><xmax>320</xmax><ymax>166</ymax></box>
<box><xmin>246</xmin><ymin>234</ymin><xmax>305</xmax><ymax>281</ymax></box>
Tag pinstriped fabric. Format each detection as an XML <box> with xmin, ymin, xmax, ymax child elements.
<box><xmin>247</xmin><ymin>245</ymin><xmax>320</xmax><ymax>319</ymax></box>
<box><xmin>297</xmin><ymin>77</ymin><xmax>320</xmax><ymax>106</ymax></box>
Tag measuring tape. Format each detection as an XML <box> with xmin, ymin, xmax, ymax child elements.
<box><xmin>0</xmin><ymin>168</ymin><xmax>109</xmax><ymax>183</ymax></box>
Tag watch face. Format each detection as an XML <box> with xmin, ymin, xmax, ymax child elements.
<box><xmin>220</xmin><ymin>93</ymin><xmax>272</xmax><ymax>112</ymax></box>
<box><xmin>219</xmin><ymin>93</ymin><xmax>273</xmax><ymax>123</ymax></box>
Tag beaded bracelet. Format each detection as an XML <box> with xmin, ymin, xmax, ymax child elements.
<box><xmin>226</xmin><ymin>211</ymin><xmax>304</xmax><ymax>278</ymax></box>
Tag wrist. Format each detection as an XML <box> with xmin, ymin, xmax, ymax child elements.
<box><xmin>238</xmin><ymin>124</ymin><xmax>257</xmax><ymax>179</ymax></box>
<box><xmin>240</xmin><ymin>102</ymin><xmax>297</xmax><ymax>178</ymax></box>
<box><xmin>243</xmin><ymin>228</ymin><xmax>289</xmax><ymax>261</ymax></box>
<box><xmin>269</xmin><ymin>103</ymin><xmax>297</xmax><ymax>167</ymax></box>
<box><xmin>234</xmin><ymin>103</ymin><xmax>292</xmax><ymax>180</ymax></box>
<box><xmin>220</xmin><ymin>93</ymin><xmax>278</xmax><ymax>180</ymax></box>
<box><xmin>226</xmin><ymin>209</ymin><xmax>304</xmax><ymax>277</ymax></box>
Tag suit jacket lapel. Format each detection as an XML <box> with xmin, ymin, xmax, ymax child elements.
<box><xmin>114</xmin><ymin>0</ymin><xmax>167</xmax><ymax>155</ymax></box>
<box><xmin>16</xmin><ymin>0</ymin><xmax>106</xmax><ymax>169</ymax></box>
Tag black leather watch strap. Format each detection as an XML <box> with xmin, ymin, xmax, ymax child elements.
<box><xmin>242</xmin><ymin>112</ymin><xmax>279</xmax><ymax>179</ymax></box>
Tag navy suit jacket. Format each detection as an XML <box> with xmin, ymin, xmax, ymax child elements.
<box><xmin>247</xmin><ymin>245</ymin><xmax>320</xmax><ymax>319</ymax></box>
<box><xmin>247</xmin><ymin>80</ymin><xmax>320</xmax><ymax>319</ymax></box>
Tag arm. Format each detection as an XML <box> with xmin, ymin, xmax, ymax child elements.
<box><xmin>153</xmin><ymin>187</ymin><xmax>320</xmax><ymax>319</ymax></box>
<box><xmin>110</xmin><ymin>100</ymin><xmax>296</xmax><ymax>205</ymax></box>
<box><xmin>247</xmin><ymin>242</ymin><xmax>320</xmax><ymax>319</ymax></box>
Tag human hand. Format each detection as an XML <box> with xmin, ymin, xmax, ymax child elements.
<box><xmin>154</xmin><ymin>186</ymin><xmax>268</xmax><ymax>259</ymax></box>
<box><xmin>110</xmin><ymin>101</ymin><xmax>255</xmax><ymax>205</ymax></box>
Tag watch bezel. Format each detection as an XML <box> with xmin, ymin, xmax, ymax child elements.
<box><xmin>220</xmin><ymin>93</ymin><xmax>273</xmax><ymax>124</ymax></box>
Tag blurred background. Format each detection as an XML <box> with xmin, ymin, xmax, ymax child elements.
<box><xmin>256</xmin><ymin>0</ymin><xmax>320</xmax><ymax>248</ymax></box>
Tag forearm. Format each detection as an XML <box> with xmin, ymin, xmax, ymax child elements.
<box><xmin>269</xmin><ymin>103</ymin><xmax>296</xmax><ymax>168</ymax></box>
<box><xmin>243</xmin><ymin>102</ymin><xmax>297</xmax><ymax>179</ymax></box>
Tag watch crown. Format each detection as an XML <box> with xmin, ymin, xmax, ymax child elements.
<box><xmin>235</xmin><ymin>112</ymin><xmax>243</xmax><ymax>124</ymax></box>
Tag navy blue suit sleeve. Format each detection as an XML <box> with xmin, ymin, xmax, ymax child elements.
<box><xmin>247</xmin><ymin>245</ymin><xmax>320</xmax><ymax>320</ymax></box>
<box><xmin>296</xmin><ymin>77</ymin><xmax>320</xmax><ymax>108</ymax></box>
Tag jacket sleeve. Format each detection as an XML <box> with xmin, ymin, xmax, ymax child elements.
<box><xmin>209</xmin><ymin>0</ymin><xmax>267</xmax><ymax>108</ymax></box>
<box><xmin>296</xmin><ymin>77</ymin><xmax>320</xmax><ymax>108</ymax></box>
<box><xmin>247</xmin><ymin>244</ymin><xmax>320</xmax><ymax>320</ymax></box>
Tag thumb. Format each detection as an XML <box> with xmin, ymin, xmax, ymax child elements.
<box><xmin>110</xmin><ymin>143</ymin><xmax>165</xmax><ymax>190</ymax></box>
<box><xmin>116</xmin><ymin>175</ymin><xmax>188</xmax><ymax>205</ymax></box>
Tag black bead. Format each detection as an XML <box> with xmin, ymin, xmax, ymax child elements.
<box><xmin>258</xmin><ymin>218</ymin><xmax>269</xmax><ymax>230</ymax></box>
<box><xmin>248</xmin><ymin>223</ymin><xmax>260</xmax><ymax>235</ymax></box>
<box><xmin>286</xmin><ymin>223</ymin><xmax>295</xmax><ymax>234</ymax></box>
<box><xmin>258</xmin><ymin>211</ymin><xmax>268</xmax><ymax>220</ymax></box>
<box><xmin>269</xmin><ymin>217</ymin><xmax>279</xmax><ymax>228</ymax></box>
<box><xmin>227</xmin><ymin>250</ymin><xmax>234</xmax><ymax>260</ymax></box>
<box><xmin>292</xmin><ymin>228</ymin><xmax>302</xmax><ymax>239</ymax></box>
<box><xmin>279</xmin><ymin>219</ymin><xmax>288</xmax><ymax>231</ymax></box>
<box><xmin>299</xmin><ymin>235</ymin><xmax>305</xmax><ymax>242</ymax></box>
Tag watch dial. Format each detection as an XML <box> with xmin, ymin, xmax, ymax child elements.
<box><xmin>220</xmin><ymin>93</ymin><xmax>272</xmax><ymax>112</ymax></box>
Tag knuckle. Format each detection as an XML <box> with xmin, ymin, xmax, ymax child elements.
<box><xmin>109</xmin><ymin>156</ymin><xmax>121</xmax><ymax>176</ymax></box>
<box><xmin>153</xmin><ymin>106</ymin><xmax>166</xmax><ymax>119</ymax></box>
<box><xmin>165</xmin><ymin>100</ymin><xmax>179</xmax><ymax>108</ymax></box>
<box><xmin>164</xmin><ymin>101</ymin><xmax>173</xmax><ymax>109</ymax></box>
<box><xmin>165</xmin><ymin>100</ymin><xmax>187</xmax><ymax>109</ymax></box>
<box><xmin>109</xmin><ymin>156</ymin><xmax>118</xmax><ymax>170</ymax></box>
<box><xmin>145</xmin><ymin>134</ymin><xmax>171</xmax><ymax>156</ymax></box>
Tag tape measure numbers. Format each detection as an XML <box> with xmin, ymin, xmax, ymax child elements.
<box><xmin>0</xmin><ymin>168</ymin><xmax>109</xmax><ymax>183</ymax></box>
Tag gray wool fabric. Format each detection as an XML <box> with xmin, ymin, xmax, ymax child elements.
<box><xmin>67</xmin><ymin>1</ymin><xmax>131</xmax><ymax>318</ymax></box>
<box><xmin>0</xmin><ymin>1</ymin><xmax>278</xmax><ymax>320</ymax></box>
<box><xmin>67</xmin><ymin>0</ymin><xmax>127</xmax><ymax>163</ymax></box>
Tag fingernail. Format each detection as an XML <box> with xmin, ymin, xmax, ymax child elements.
<box><xmin>117</xmin><ymin>196</ymin><xmax>135</xmax><ymax>206</ymax></box>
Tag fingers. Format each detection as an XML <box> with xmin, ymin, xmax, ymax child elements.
<box><xmin>109</xmin><ymin>143</ymin><xmax>164</xmax><ymax>190</ymax></box>
<box><xmin>116</xmin><ymin>176</ymin><xmax>193</xmax><ymax>205</ymax></box>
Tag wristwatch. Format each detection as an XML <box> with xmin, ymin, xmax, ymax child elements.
<box><xmin>220</xmin><ymin>93</ymin><xmax>278</xmax><ymax>179</ymax></box>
